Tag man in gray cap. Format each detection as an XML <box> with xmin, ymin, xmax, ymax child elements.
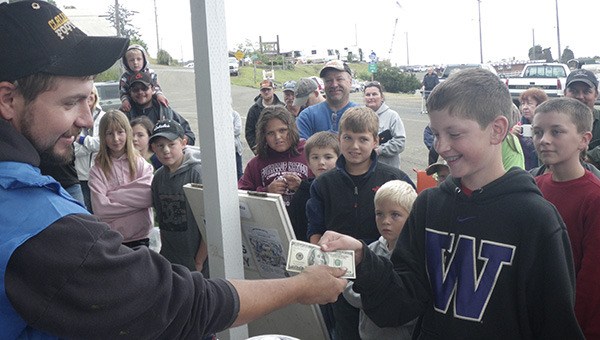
<box><xmin>294</xmin><ymin>77</ymin><xmax>326</xmax><ymax>114</ymax></box>
<box><xmin>296</xmin><ymin>60</ymin><xmax>358</xmax><ymax>139</ymax></box>
<box><xmin>564</xmin><ymin>69</ymin><xmax>600</xmax><ymax>150</ymax></box>
<box><xmin>0</xmin><ymin>1</ymin><xmax>346</xmax><ymax>338</ymax></box>
<box><xmin>282</xmin><ymin>80</ymin><xmax>300</xmax><ymax>117</ymax></box>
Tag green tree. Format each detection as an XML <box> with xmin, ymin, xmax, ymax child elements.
<box><xmin>560</xmin><ymin>46</ymin><xmax>574</xmax><ymax>64</ymax></box>
<box><xmin>157</xmin><ymin>49</ymin><xmax>173</xmax><ymax>65</ymax></box>
<box><xmin>361</xmin><ymin>61</ymin><xmax>421</xmax><ymax>93</ymax></box>
<box><xmin>105</xmin><ymin>4</ymin><xmax>141</xmax><ymax>41</ymax></box>
<box><xmin>542</xmin><ymin>48</ymin><xmax>554</xmax><ymax>62</ymax></box>
<box><xmin>528</xmin><ymin>45</ymin><xmax>543</xmax><ymax>60</ymax></box>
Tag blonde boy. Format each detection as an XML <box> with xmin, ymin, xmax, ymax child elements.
<box><xmin>343</xmin><ymin>180</ymin><xmax>418</xmax><ymax>340</ymax></box>
<box><xmin>150</xmin><ymin>120</ymin><xmax>207</xmax><ymax>273</ymax></box>
<box><xmin>533</xmin><ymin>97</ymin><xmax>600</xmax><ymax>338</ymax></box>
<box><xmin>320</xmin><ymin>68</ymin><xmax>583</xmax><ymax>338</ymax></box>
<box><xmin>307</xmin><ymin>106</ymin><xmax>415</xmax><ymax>340</ymax></box>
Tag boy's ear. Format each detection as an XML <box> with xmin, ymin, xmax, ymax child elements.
<box><xmin>580</xmin><ymin>131</ymin><xmax>593</xmax><ymax>151</ymax></box>
<box><xmin>181</xmin><ymin>137</ymin><xmax>188</xmax><ymax>146</ymax></box>
<box><xmin>490</xmin><ymin>115</ymin><xmax>509</xmax><ymax>145</ymax></box>
<box><xmin>0</xmin><ymin>81</ymin><xmax>20</xmax><ymax>121</ymax></box>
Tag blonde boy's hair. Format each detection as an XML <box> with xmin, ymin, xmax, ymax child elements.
<box><xmin>535</xmin><ymin>97</ymin><xmax>593</xmax><ymax>133</ymax></box>
<box><xmin>427</xmin><ymin>68</ymin><xmax>512</xmax><ymax>129</ymax></box>
<box><xmin>374</xmin><ymin>180</ymin><xmax>418</xmax><ymax>215</ymax></box>
<box><xmin>338</xmin><ymin>106</ymin><xmax>379</xmax><ymax>140</ymax></box>
<box><xmin>305</xmin><ymin>131</ymin><xmax>340</xmax><ymax>161</ymax></box>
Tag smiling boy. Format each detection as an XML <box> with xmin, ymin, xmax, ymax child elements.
<box><xmin>319</xmin><ymin>68</ymin><xmax>583</xmax><ymax>339</ymax></box>
<box><xmin>306</xmin><ymin>106</ymin><xmax>414</xmax><ymax>340</ymax></box>
<box><xmin>532</xmin><ymin>98</ymin><xmax>600</xmax><ymax>339</ymax></box>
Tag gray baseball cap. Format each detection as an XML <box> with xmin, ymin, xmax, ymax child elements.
<box><xmin>293</xmin><ymin>78</ymin><xmax>318</xmax><ymax>107</ymax></box>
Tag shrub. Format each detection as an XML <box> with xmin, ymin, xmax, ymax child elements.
<box><xmin>358</xmin><ymin>62</ymin><xmax>421</xmax><ymax>93</ymax></box>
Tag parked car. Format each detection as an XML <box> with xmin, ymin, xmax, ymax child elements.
<box><xmin>184</xmin><ymin>62</ymin><xmax>194</xmax><ymax>68</ymax></box>
<box><xmin>94</xmin><ymin>81</ymin><xmax>121</xmax><ymax>111</ymax></box>
<box><xmin>351</xmin><ymin>79</ymin><xmax>363</xmax><ymax>93</ymax></box>
<box><xmin>229</xmin><ymin>57</ymin><xmax>239</xmax><ymax>76</ymax></box>
<box><xmin>439</xmin><ymin>63</ymin><xmax>498</xmax><ymax>82</ymax></box>
<box><xmin>505</xmin><ymin>63</ymin><xmax>570</xmax><ymax>102</ymax></box>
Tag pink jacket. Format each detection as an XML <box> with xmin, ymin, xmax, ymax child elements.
<box><xmin>89</xmin><ymin>154</ymin><xmax>154</xmax><ymax>242</ymax></box>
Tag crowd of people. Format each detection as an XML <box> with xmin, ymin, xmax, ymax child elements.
<box><xmin>1</xmin><ymin>1</ymin><xmax>599</xmax><ymax>339</ymax></box>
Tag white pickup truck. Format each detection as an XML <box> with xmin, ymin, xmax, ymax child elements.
<box><xmin>504</xmin><ymin>63</ymin><xmax>570</xmax><ymax>103</ymax></box>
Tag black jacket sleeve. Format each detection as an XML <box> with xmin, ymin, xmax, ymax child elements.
<box><xmin>245</xmin><ymin>105</ymin><xmax>260</xmax><ymax>150</ymax></box>
<box><xmin>6</xmin><ymin>214</ymin><xmax>239</xmax><ymax>339</ymax></box>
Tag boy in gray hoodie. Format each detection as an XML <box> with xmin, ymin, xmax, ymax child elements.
<box><xmin>150</xmin><ymin>120</ymin><xmax>207</xmax><ymax>273</ymax></box>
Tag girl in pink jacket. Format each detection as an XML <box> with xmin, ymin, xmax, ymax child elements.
<box><xmin>89</xmin><ymin>110</ymin><xmax>154</xmax><ymax>248</ymax></box>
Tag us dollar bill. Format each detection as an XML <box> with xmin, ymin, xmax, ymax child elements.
<box><xmin>286</xmin><ymin>239</ymin><xmax>355</xmax><ymax>279</ymax></box>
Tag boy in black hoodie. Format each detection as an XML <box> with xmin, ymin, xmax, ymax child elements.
<box><xmin>320</xmin><ymin>68</ymin><xmax>583</xmax><ymax>339</ymax></box>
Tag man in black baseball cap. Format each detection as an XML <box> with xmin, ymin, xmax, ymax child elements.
<box><xmin>0</xmin><ymin>1</ymin><xmax>128</xmax><ymax>82</ymax></box>
<box><xmin>565</xmin><ymin>68</ymin><xmax>600</xmax><ymax>150</ymax></box>
<box><xmin>0</xmin><ymin>1</ymin><xmax>346</xmax><ymax>338</ymax></box>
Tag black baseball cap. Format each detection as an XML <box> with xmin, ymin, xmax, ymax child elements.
<box><xmin>127</xmin><ymin>71</ymin><xmax>152</xmax><ymax>88</ymax></box>
<box><xmin>0</xmin><ymin>1</ymin><xmax>129</xmax><ymax>82</ymax></box>
<box><xmin>150</xmin><ymin>120</ymin><xmax>185</xmax><ymax>144</ymax></box>
<box><xmin>566</xmin><ymin>69</ymin><xmax>599</xmax><ymax>89</ymax></box>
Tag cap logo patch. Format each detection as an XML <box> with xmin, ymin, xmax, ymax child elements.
<box><xmin>48</xmin><ymin>12</ymin><xmax>75</xmax><ymax>40</ymax></box>
<box><xmin>154</xmin><ymin>122</ymin><xmax>170</xmax><ymax>131</ymax></box>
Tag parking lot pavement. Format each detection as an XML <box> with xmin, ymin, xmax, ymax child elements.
<box><xmin>155</xmin><ymin>66</ymin><xmax>430</xmax><ymax>182</ymax></box>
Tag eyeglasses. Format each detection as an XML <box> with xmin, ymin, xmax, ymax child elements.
<box><xmin>131</xmin><ymin>85</ymin><xmax>149</xmax><ymax>93</ymax></box>
<box><xmin>364</xmin><ymin>81</ymin><xmax>381</xmax><ymax>87</ymax></box>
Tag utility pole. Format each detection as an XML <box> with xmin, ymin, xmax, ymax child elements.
<box><xmin>555</xmin><ymin>0</ymin><xmax>561</xmax><ymax>61</ymax></box>
<box><xmin>477</xmin><ymin>0</ymin><xmax>483</xmax><ymax>63</ymax></box>
<box><xmin>532</xmin><ymin>28</ymin><xmax>536</xmax><ymax>60</ymax></box>
<box><xmin>405</xmin><ymin>32</ymin><xmax>409</xmax><ymax>66</ymax></box>
<box><xmin>114</xmin><ymin>0</ymin><xmax>120</xmax><ymax>37</ymax></box>
<box><xmin>154</xmin><ymin>0</ymin><xmax>160</xmax><ymax>54</ymax></box>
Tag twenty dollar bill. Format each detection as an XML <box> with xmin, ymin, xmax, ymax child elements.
<box><xmin>286</xmin><ymin>239</ymin><xmax>355</xmax><ymax>279</ymax></box>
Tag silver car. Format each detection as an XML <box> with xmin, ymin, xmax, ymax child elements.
<box><xmin>94</xmin><ymin>81</ymin><xmax>121</xmax><ymax>111</ymax></box>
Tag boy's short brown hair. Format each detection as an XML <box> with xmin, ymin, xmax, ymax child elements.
<box><xmin>535</xmin><ymin>97</ymin><xmax>593</xmax><ymax>133</ymax></box>
<box><xmin>338</xmin><ymin>106</ymin><xmax>379</xmax><ymax>140</ymax></box>
<box><xmin>304</xmin><ymin>131</ymin><xmax>340</xmax><ymax>161</ymax></box>
<box><xmin>427</xmin><ymin>68</ymin><xmax>511</xmax><ymax>129</ymax></box>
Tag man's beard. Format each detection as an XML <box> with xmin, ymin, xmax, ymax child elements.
<box><xmin>20</xmin><ymin>105</ymin><xmax>75</xmax><ymax>165</ymax></box>
<box><xmin>39</xmin><ymin>145</ymin><xmax>74</xmax><ymax>165</ymax></box>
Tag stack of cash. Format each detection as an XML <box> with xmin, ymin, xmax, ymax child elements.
<box><xmin>286</xmin><ymin>239</ymin><xmax>355</xmax><ymax>279</ymax></box>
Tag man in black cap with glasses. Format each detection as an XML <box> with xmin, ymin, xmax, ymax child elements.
<box><xmin>0</xmin><ymin>1</ymin><xmax>346</xmax><ymax>338</ymax></box>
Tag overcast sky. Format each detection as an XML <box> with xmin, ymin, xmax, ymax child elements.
<box><xmin>58</xmin><ymin>0</ymin><xmax>599</xmax><ymax>66</ymax></box>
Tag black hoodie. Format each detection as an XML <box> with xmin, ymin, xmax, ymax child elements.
<box><xmin>353</xmin><ymin>168</ymin><xmax>583</xmax><ymax>339</ymax></box>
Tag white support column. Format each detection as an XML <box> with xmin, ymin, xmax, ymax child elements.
<box><xmin>189</xmin><ymin>1</ymin><xmax>247</xmax><ymax>339</ymax></box>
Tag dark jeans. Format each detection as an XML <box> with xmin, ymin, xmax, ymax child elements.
<box><xmin>235</xmin><ymin>152</ymin><xmax>243</xmax><ymax>180</ymax></box>
<box><xmin>332</xmin><ymin>294</ymin><xmax>360</xmax><ymax>340</ymax></box>
<box><xmin>428</xmin><ymin>147</ymin><xmax>439</xmax><ymax>165</ymax></box>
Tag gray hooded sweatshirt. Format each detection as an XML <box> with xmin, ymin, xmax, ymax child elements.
<box><xmin>151</xmin><ymin>146</ymin><xmax>203</xmax><ymax>271</ymax></box>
